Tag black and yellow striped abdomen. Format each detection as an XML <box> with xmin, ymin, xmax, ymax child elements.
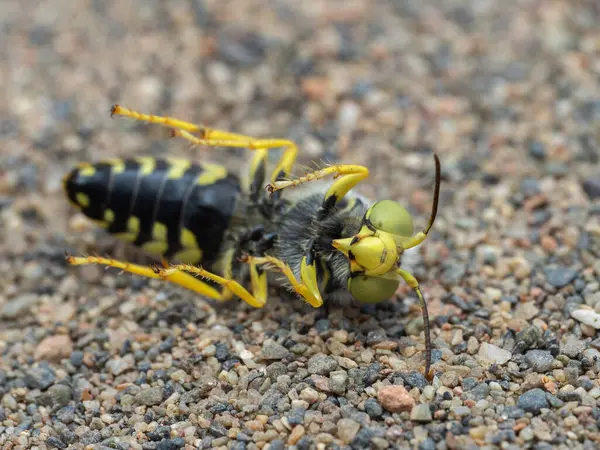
<box><xmin>62</xmin><ymin>158</ymin><xmax>241</xmax><ymax>264</ymax></box>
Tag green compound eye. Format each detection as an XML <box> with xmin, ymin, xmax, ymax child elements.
<box><xmin>367</xmin><ymin>200</ymin><xmax>414</xmax><ymax>237</ymax></box>
<box><xmin>348</xmin><ymin>275</ymin><xmax>400</xmax><ymax>304</ymax></box>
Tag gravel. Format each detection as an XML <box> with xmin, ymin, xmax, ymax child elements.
<box><xmin>2</xmin><ymin>0</ymin><xmax>600</xmax><ymax>449</ymax></box>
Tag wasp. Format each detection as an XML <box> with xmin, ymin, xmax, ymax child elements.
<box><xmin>62</xmin><ymin>105</ymin><xmax>441</xmax><ymax>376</ymax></box>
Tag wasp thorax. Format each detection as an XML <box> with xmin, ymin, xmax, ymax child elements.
<box><xmin>332</xmin><ymin>230</ymin><xmax>398</xmax><ymax>276</ymax></box>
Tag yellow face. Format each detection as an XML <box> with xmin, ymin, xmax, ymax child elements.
<box><xmin>332</xmin><ymin>200</ymin><xmax>415</xmax><ymax>303</ymax></box>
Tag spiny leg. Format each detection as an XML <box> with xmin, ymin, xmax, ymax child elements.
<box><xmin>159</xmin><ymin>263</ymin><xmax>265</xmax><ymax>308</ymax></box>
<box><xmin>399</xmin><ymin>154</ymin><xmax>441</xmax><ymax>250</ymax></box>
<box><xmin>397</xmin><ymin>267</ymin><xmax>432</xmax><ymax>379</ymax></box>
<box><xmin>244</xmin><ymin>256</ymin><xmax>323</xmax><ymax>308</ymax></box>
<box><xmin>112</xmin><ymin>105</ymin><xmax>299</xmax><ymax>177</ymax></box>
<box><xmin>65</xmin><ymin>254</ymin><xmax>266</xmax><ymax>308</ymax></box>
<box><xmin>66</xmin><ymin>254</ymin><xmax>222</xmax><ymax>300</ymax></box>
<box><xmin>173</xmin><ymin>128</ymin><xmax>298</xmax><ymax>197</ymax></box>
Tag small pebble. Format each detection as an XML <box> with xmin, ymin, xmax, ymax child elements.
<box><xmin>377</xmin><ymin>385</ymin><xmax>415</xmax><ymax>413</ymax></box>
<box><xmin>478</xmin><ymin>342</ymin><xmax>512</xmax><ymax>365</ymax></box>
<box><xmin>337</xmin><ymin>418</ymin><xmax>360</xmax><ymax>444</ymax></box>
<box><xmin>410</xmin><ymin>404</ymin><xmax>433</xmax><ymax>422</ymax></box>
<box><xmin>518</xmin><ymin>389</ymin><xmax>549</xmax><ymax>414</ymax></box>
<box><xmin>525</xmin><ymin>350</ymin><xmax>554</xmax><ymax>373</ymax></box>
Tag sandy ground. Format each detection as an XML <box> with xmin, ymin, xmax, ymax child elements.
<box><xmin>1</xmin><ymin>0</ymin><xmax>600</xmax><ymax>449</ymax></box>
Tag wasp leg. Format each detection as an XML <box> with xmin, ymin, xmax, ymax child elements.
<box><xmin>159</xmin><ymin>263</ymin><xmax>265</xmax><ymax>308</ymax></box>
<box><xmin>245</xmin><ymin>256</ymin><xmax>323</xmax><ymax>308</ymax></box>
<box><xmin>249</xmin><ymin>260</ymin><xmax>268</xmax><ymax>307</ymax></box>
<box><xmin>266</xmin><ymin>164</ymin><xmax>369</xmax><ymax>201</ymax></box>
<box><xmin>172</xmin><ymin>128</ymin><xmax>298</xmax><ymax>189</ymax></box>
<box><xmin>65</xmin><ymin>255</ymin><xmax>266</xmax><ymax>308</ymax></box>
<box><xmin>66</xmin><ymin>254</ymin><xmax>221</xmax><ymax>299</ymax></box>
<box><xmin>397</xmin><ymin>267</ymin><xmax>432</xmax><ymax>380</ymax></box>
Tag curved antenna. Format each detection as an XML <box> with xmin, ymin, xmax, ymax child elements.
<box><xmin>423</xmin><ymin>153</ymin><xmax>441</xmax><ymax>236</ymax></box>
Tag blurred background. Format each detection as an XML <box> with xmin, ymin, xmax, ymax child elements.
<box><xmin>1</xmin><ymin>0</ymin><xmax>600</xmax><ymax>449</ymax></box>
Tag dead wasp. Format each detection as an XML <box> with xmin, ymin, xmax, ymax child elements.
<box><xmin>62</xmin><ymin>105</ymin><xmax>441</xmax><ymax>376</ymax></box>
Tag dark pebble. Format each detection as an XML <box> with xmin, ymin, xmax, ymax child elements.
<box><xmin>266</xmin><ymin>361</ymin><xmax>288</xmax><ymax>381</ymax></box>
<box><xmin>521</xmin><ymin>178</ymin><xmax>541</xmax><ymax>197</ymax></box>
<box><xmin>528</xmin><ymin>141</ymin><xmax>546</xmax><ymax>161</ymax></box>
<box><xmin>269</xmin><ymin>439</ymin><xmax>285</xmax><ymax>450</ymax></box>
<box><xmin>210</xmin><ymin>403</ymin><xmax>229</xmax><ymax>414</ymax></box>
<box><xmin>236</xmin><ymin>432</ymin><xmax>251</xmax><ymax>441</ymax></box>
<box><xmin>351</xmin><ymin>427</ymin><xmax>382</xmax><ymax>449</ymax></box>
<box><xmin>545</xmin><ymin>393</ymin><xmax>565</xmax><ymax>408</ymax></box>
<box><xmin>214</xmin><ymin>342</ymin><xmax>230</xmax><ymax>362</ymax></box>
<box><xmin>60</xmin><ymin>429</ymin><xmax>77</xmax><ymax>444</ymax></box>
<box><xmin>296</xmin><ymin>436</ymin><xmax>313</xmax><ymax>450</ymax></box>
<box><xmin>469</xmin><ymin>383</ymin><xmax>490</xmax><ymax>401</ymax></box>
<box><xmin>530</xmin><ymin>209</ymin><xmax>552</xmax><ymax>226</ymax></box>
<box><xmin>80</xmin><ymin>430</ymin><xmax>102</xmax><ymax>445</ymax></box>
<box><xmin>399</xmin><ymin>371</ymin><xmax>427</xmax><ymax>390</ymax></box>
<box><xmin>222</xmin><ymin>358</ymin><xmax>240</xmax><ymax>371</ymax></box>
<box><xmin>582</xmin><ymin>176</ymin><xmax>600</xmax><ymax>200</ymax></box>
<box><xmin>524</xmin><ymin>350</ymin><xmax>554</xmax><ymax>373</ymax></box>
<box><xmin>490</xmin><ymin>430</ymin><xmax>516</xmax><ymax>444</ymax></box>
<box><xmin>517</xmin><ymin>388</ymin><xmax>549</xmax><ymax>414</ymax></box>
<box><xmin>260</xmin><ymin>389</ymin><xmax>283</xmax><ymax>410</ymax></box>
<box><xmin>544</xmin><ymin>266</ymin><xmax>579</xmax><ymax>288</ymax></box>
<box><xmin>363</xmin><ymin>362</ymin><xmax>381</xmax><ymax>386</ymax></box>
<box><xmin>24</xmin><ymin>365</ymin><xmax>56</xmax><ymax>390</ymax></box>
<box><xmin>217</xmin><ymin>30</ymin><xmax>268</xmax><ymax>67</ymax></box>
<box><xmin>55</xmin><ymin>405</ymin><xmax>76</xmax><ymax>424</ymax></box>
<box><xmin>69</xmin><ymin>351</ymin><xmax>84</xmax><ymax>367</ymax></box>
<box><xmin>314</xmin><ymin>319</ymin><xmax>330</xmax><ymax>333</ymax></box>
<box><xmin>287</xmin><ymin>407</ymin><xmax>306</xmax><ymax>425</ymax></box>
<box><xmin>364</xmin><ymin>398</ymin><xmax>383</xmax><ymax>418</ymax></box>
<box><xmin>307</xmin><ymin>354</ymin><xmax>338</xmax><ymax>375</ymax></box>
<box><xmin>462</xmin><ymin>377</ymin><xmax>478</xmax><ymax>391</ymax></box>
<box><xmin>230</xmin><ymin>442</ymin><xmax>246</xmax><ymax>450</ymax></box>
<box><xmin>419</xmin><ymin>438</ymin><xmax>437</xmax><ymax>450</ymax></box>
<box><xmin>557</xmin><ymin>391</ymin><xmax>581</xmax><ymax>402</ymax></box>
<box><xmin>46</xmin><ymin>436</ymin><xmax>67</xmax><ymax>449</ymax></box>
<box><xmin>156</xmin><ymin>438</ymin><xmax>185</xmax><ymax>450</ymax></box>
<box><xmin>366</xmin><ymin>329</ymin><xmax>387</xmax><ymax>346</ymax></box>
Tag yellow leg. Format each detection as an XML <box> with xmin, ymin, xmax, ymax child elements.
<box><xmin>65</xmin><ymin>254</ymin><xmax>266</xmax><ymax>308</ymax></box>
<box><xmin>245</xmin><ymin>256</ymin><xmax>323</xmax><ymax>308</ymax></box>
<box><xmin>397</xmin><ymin>267</ymin><xmax>432</xmax><ymax>379</ymax></box>
<box><xmin>158</xmin><ymin>264</ymin><xmax>265</xmax><ymax>308</ymax></box>
<box><xmin>66</xmin><ymin>254</ymin><xmax>222</xmax><ymax>299</ymax></box>
<box><xmin>111</xmin><ymin>104</ymin><xmax>298</xmax><ymax>189</ymax></box>
<box><xmin>249</xmin><ymin>260</ymin><xmax>268</xmax><ymax>307</ymax></box>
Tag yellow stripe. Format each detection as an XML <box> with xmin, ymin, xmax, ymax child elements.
<box><xmin>196</xmin><ymin>163</ymin><xmax>227</xmax><ymax>185</ymax></box>
<box><xmin>172</xmin><ymin>248</ymin><xmax>203</xmax><ymax>264</ymax></box>
<box><xmin>115</xmin><ymin>216</ymin><xmax>139</xmax><ymax>242</ymax></box>
<box><xmin>152</xmin><ymin>222</ymin><xmax>167</xmax><ymax>241</ymax></box>
<box><xmin>142</xmin><ymin>241</ymin><xmax>168</xmax><ymax>255</ymax></box>
<box><xmin>136</xmin><ymin>157</ymin><xmax>156</xmax><ymax>176</ymax></box>
<box><xmin>108</xmin><ymin>159</ymin><xmax>126</xmax><ymax>174</ymax></box>
<box><xmin>78</xmin><ymin>164</ymin><xmax>96</xmax><ymax>177</ymax></box>
<box><xmin>75</xmin><ymin>192</ymin><xmax>90</xmax><ymax>208</ymax></box>
<box><xmin>167</xmin><ymin>159</ymin><xmax>191</xmax><ymax>179</ymax></box>
<box><xmin>181</xmin><ymin>228</ymin><xmax>198</xmax><ymax>249</ymax></box>
<box><xmin>104</xmin><ymin>209</ymin><xmax>115</xmax><ymax>223</ymax></box>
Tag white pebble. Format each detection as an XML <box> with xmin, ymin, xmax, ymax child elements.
<box><xmin>571</xmin><ymin>309</ymin><xmax>600</xmax><ymax>329</ymax></box>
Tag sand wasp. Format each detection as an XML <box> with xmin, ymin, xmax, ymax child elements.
<box><xmin>62</xmin><ymin>105</ymin><xmax>441</xmax><ymax>376</ymax></box>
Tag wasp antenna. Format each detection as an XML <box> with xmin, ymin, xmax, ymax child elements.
<box><xmin>423</xmin><ymin>153</ymin><xmax>441</xmax><ymax>236</ymax></box>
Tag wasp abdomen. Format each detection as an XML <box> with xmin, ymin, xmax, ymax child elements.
<box><xmin>63</xmin><ymin>158</ymin><xmax>241</xmax><ymax>264</ymax></box>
